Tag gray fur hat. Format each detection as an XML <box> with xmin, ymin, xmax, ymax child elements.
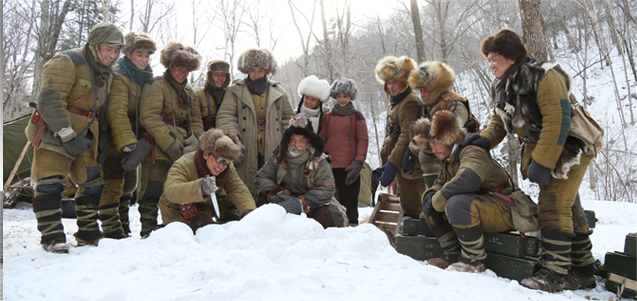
<box><xmin>200</xmin><ymin>129</ymin><xmax>242</xmax><ymax>162</ymax></box>
<box><xmin>297</xmin><ymin>75</ymin><xmax>330</xmax><ymax>103</ymax></box>
<box><xmin>160</xmin><ymin>41</ymin><xmax>201</xmax><ymax>71</ymax></box>
<box><xmin>330</xmin><ymin>77</ymin><xmax>358</xmax><ymax>100</ymax></box>
<box><xmin>122</xmin><ymin>32</ymin><xmax>156</xmax><ymax>55</ymax></box>
<box><xmin>237</xmin><ymin>48</ymin><xmax>277</xmax><ymax>75</ymax></box>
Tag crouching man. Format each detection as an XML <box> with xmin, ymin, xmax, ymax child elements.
<box><xmin>413</xmin><ymin>111</ymin><xmax>520</xmax><ymax>273</ymax></box>
<box><xmin>254</xmin><ymin>113</ymin><xmax>347</xmax><ymax>228</ymax></box>
<box><xmin>159</xmin><ymin>129</ymin><xmax>256</xmax><ymax>233</ymax></box>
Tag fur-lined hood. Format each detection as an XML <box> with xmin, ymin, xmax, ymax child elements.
<box><xmin>206</xmin><ymin>59</ymin><xmax>232</xmax><ymax>89</ymax></box>
<box><xmin>160</xmin><ymin>41</ymin><xmax>201</xmax><ymax>71</ymax></box>
<box><xmin>297</xmin><ymin>75</ymin><xmax>330</xmax><ymax>103</ymax></box>
<box><xmin>122</xmin><ymin>32</ymin><xmax>156</xmax><ymax>55</ymax></box>
<box><xmin>408</xmin><ymin>61</ymin><xmax>455</xmax><ymax>105</ymax></box>
<box><xmin>412</xmin><ymin>110</ymin><xmax>466</xmax><ymax>149</ymax></box>
<box><xmin>200</xmin><ymin>129</ymin><xmax>243</xmax><ymax>162</ymax></box>
<box><xmin>237</xmin><ymin>48</ymin><xmax>277</xmax><ymax>75</ymax></box>
<box><xmin>273</xmin><ymin>113</ymin><xmax>325</xmax><ymax>163</ymax></box>
<box><xmin>375</xmin><ymin>56</ymin><xmax>416</xmax><ymax>84</ymax></box>
<box><xmin>330</xmin><ymin>77</ymin><xmax>357</xmax><ymax>100</ymax></box>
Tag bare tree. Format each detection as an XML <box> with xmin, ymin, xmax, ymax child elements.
<box><xmin>101</xmin><ymin>0</ymin><xmax>111</xmax><ymax>21</ymax></box>
<box><xmin>216</xmin><ymin>0</ymin><xmax>247</xmax><ymax>73</ymax></box>
<box><xmin>288</xmin><ymin>0</ymin><xmax>319</xmax><ymax>76</ymax></box>
<box><xmin>410</xmin><ymin>0</ymin><xmax>426</xmax><ymax>63</ymax></box>
<box><xmin>139</xmin><ymin>0</ymin><xmax>176</xmax><ymax>34</ymax></box>
<box><xmin>519</xmin><ymin>0</ymin><xmax>549</xmax><ymax>62</ymax></box>
<box><xmin>319</xmin><ymin>0</ymin><xmax>334</xmax><ymax>81</ymax></box>
<box><xmin>334</xmin><ymin>0</ymin><xmax>352</xmax><ymax>77</ymax></box>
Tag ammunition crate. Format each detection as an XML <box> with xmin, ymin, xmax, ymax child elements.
<box><xmin>483</xmin><ymin>252</ymin><xmax>540</xmax><ymax>282</ymax></box>
<box><xmin>483</xmin><ymin>232</ymin><xmax>542</xmax><ymax>258</ymax></box>
<box><xmin>399</xmin><ymin>217</ymin><xmax>434</xmax><ymax>236</ymax></box>
<box><xmin>625</xmin><ymin>233</ymin><xmax>636</xmax><ymax>258</ymax></box>
<box><xmin>395</xmin><ymin>234</ymin><xmax>443</xmax><ymax>261</ymax></box>
<box><xmin>604</xmin><ymin>251</ymin><xmax>636</xmax><ymax>280</ymax></box>
<box><xmin>606</xmin><ymin>274</ymin><xmax>637</xmax><ymax>299</ymax></box>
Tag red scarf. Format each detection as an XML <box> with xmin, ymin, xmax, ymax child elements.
<box><xmin>195</xmin><ymin>149</ymin><xmax>229</xmax><ymax>186</ymax></box>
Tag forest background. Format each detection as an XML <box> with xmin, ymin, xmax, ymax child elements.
<box><xmin>2</xmin><ymin>0</ymin><xmax>636</xmax><ymax>202</ymax></box>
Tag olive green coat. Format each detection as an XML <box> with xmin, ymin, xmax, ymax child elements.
<box><xmin>195</xmin><ymin>88</ymin><xmax>221</xmax><ymax>119</ymax></box>
<box><xmin>106</xmin><ymin>70</ymin><xmax>142</xmax><ymax>157</ymax></box>
<box><xmin>159</xmin><ymin>152</ymin><xmax>256</xmax><ymax>224</ymax></box>
<box><xmin>139</xmin><ymin>76</ymin><xmax>204</xmax><ymax>162</ymax></box>
<box><xmin>216</xmin><ymin>78</ymin><xmax>294</xmax><ymax>193</ymax></box>
<box><xmin>25</xmin><ymin>49</ymin><xmax>111</xmax><ymax>159</ymax></box>
<box><xmin>427</xmin><ymin>145</ymin><xmax>514</xmax><ymax>229</ymax></box>
<box><xmin>380</xmin><ymin>91</ymin><xmax>423</xmax><ymax>178</ymax></box>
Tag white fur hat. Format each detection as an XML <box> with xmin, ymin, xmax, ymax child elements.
<box><xmin>297</xmin><ymin>75</ymin><xmax>330</xmax><ymax>103</ymax></box>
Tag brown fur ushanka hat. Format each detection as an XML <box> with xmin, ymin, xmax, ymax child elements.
<box><xmin>412</xmin><ymin>110</ymin><xmax>466</xmax><ymax>149</ymax></box>
<box><xmin>206</xmin><ymin>60</ymin><xmax>232</xmax><ymax>89</ymax></box>
<box><xmin>160</xmin><ymin>41</ymin><xmax>202</xmax><ymax>71</ymax></box>
<box><xmin>200</xmin><ymin>129</ymin><xmax>242</xmax><ymax>162</ymax></box>
<box><xmin>374</xmin><ymin>56</ymin><xmax>417</xmax><ymax>85</ymax></box>
<box><xmin>480</xmin><ymin>28</ymin><xmax>527</xmax><ymax>63</ymax></box>
<box><xmin>237</xmin><ymin>48</ymin><xmax>277</xmax><ymax>75</ymax></box>
<box><xmin>122</xmin><ymin>32</ymin><xmax>156</xmax><ymax>55</ymax></box>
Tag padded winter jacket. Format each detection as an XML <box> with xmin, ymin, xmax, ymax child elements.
<box><xmin>318</xmin><ymin>110</ymin><xmax>368</xmax><ymax>168</ymax></box>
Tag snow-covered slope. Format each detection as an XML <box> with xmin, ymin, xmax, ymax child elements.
<box><xmin>3</xmin><ymin>200</ymin><xmax>635</xmax><ymax>301</ymax></box>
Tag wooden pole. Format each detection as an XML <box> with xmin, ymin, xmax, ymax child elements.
<box><xmin>4</xmin><ymin>140</ymin><xmax>31</xmax><ymax>191</ymax></box>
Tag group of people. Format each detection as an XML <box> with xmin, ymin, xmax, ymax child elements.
<box><xmin>26</xmin><ymin>21</ymin><xmax>596</xmax><ymax>294</ymax></box>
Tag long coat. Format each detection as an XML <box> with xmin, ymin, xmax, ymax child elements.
<box><xmin>159</xmin><ymin>152</ymin><xmax>255</xmax><ymax>224</ymax></box>
<box><xmin>139</xmin><ymin>76</ymin><xmax>204</xmax><ymax>162</ymax></box>
<box><xmin>25</xmin><ymin>48</ymin><xmax>111</xmax><ymax>160</ymax></box>
<box><xmin>216</xmin><ymin>78</ymin><xmax>294</xmax><ymax>194</ymax></box>
<box><xmin>106</xmin><ymin>69</ymin><xmax>142</xmax><ymax>158</ymax></box>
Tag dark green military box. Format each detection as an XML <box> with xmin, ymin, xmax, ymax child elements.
<box><xmin>606</xmin><ymin>277</ymin><xmax>636</xmax><ymax>299</ymax></box>
<box><xmin>604</xmin><ymin>251</ymin><xmax>636</xmax><ymax>279</ymax></box>
<box><xmin>399</xmin><ymin>217</ymin><xmax>433</xmax><ymax>236</ymax></box>
<box><xmin>483</xmin><ymin>232</ymin><xmax>541</xmax><ymax>258</ymax></box>
<box><xmin>625</xmin><ymin>233</ymin><xmax>636</xmax><ymax>258</ymax></box>
<box><xmin>395</xmin><ymin>235</ymin><xmax>443</xmax><ymax>261</ymax></box>
<box><xmin>483</xmin><ymin>252</ymin><xmax>539</xmax><ymax>282</ymax></box>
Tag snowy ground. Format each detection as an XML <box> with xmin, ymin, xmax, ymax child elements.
<box><xmin>2</xmin><ymin>199</ymin><xmax>636</xmax><ymax>301</ymax></box>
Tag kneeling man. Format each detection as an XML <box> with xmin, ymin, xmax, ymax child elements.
<box><xmin>159</xmin><ymin>129</ymin><xmax>256</xmax><ymax>233</ymax></box>
<box><xmin>414</xmin><ymin>110</ymin><xmax>518</xmax><ymax>273</ymax></box>
<box><xmin>255</xmin><ymin>113</ymin><xmax>346</xmax><ymax>228</ymax></box>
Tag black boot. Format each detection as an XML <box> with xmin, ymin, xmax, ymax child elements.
<box><xmin>74</xmin><ymin>195</ymin><xmax>103</xmax><ymax>245</ymax></box>
<box><xmin>521</xmin><ymin>227</ymin><xmax>575</xmax><ymax>292</ymax></box>
<box><xmin>99</xmin><ymin>202</ymin><xmax>126</xmax><ymax>239</ymax></box>
<box><xmin>32</xmin><ymin>194</ymin><xmax>68</xmax><ymax>252</ymax></box>
<box><xmin>119</xmin><ymin>193</ymin><xmax>133</xmax><ymax>236</ymax></box>
<box><xmin>424</xmin><ymin>218</ymin><xmax>460</xmax><ymax>269</ymax></box>
<box><xmin>565</xmin><ymin>232</ymin><xmax>596</xmax><ymax>289</ymax></box>
<box><xmin>447</xmin><ymin>226</ymin><xmax>486</xmax><ymax>273</ymax></box>
<box><xmin>138</xmin><ymin>197</ymin><xmax>159</xmax><ymax>238</ymax></box>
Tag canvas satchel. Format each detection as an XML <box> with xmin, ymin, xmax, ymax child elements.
<box><xmin>508</xmin><ymin>190</ymin><xmax>541</xmax><ymax>233</ymax></box>
<box><xmin>568</xmin><ymin>94</ymin><xmax>604</xmax><ymax>156</ymax></box>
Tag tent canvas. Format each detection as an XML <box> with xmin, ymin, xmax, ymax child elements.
<box><xmin>3</xmin><ymin>114</ymin><xmax>33</xmax><ymax>185</ymax></box>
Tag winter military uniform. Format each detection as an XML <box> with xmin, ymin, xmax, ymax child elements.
<box><xmin>375</xmin><ymin>56</ymin><xmax>426</xmax><ymax>218</ymax></box>
<box><xmin>195</xmin><ymin>60</ymin><xmax>232</xmax><ymax>130</ymax></box>
<box><xmin>159</xmin><ymin>130</ymin><xmax>255</xmax><ymax>233</ymax></box>
<box><xmin>318</xmin><ymin>77</ymin><xmax>368</xmax><ymax>225</ymax></box>
<box><xmin>138</xmin><ymin>41</ymin><xmax>203</xmax><ymax>237</ymax></box>
<box><xmin>408</xmin><ymin>61</ymin><xmax>476</xmax><ymax>189</ymax></box>
<box><xmin>255</xmin><ymin>113</ymin><xmax>347</xmax><ymax>228</ymax></box>
<box><xmin>413</xmin><ymin>111</ymin><xmax>517</xmax><ymax>272</ymax></box>
<box><xmin>99</xmin><ymin>32</ymin><xmax>156</xmax><ymax>238</ymax></box>
<box><xmin>480</xmin><ymin>29</ymin><xmax>596</xmax><ymax>292</ymax></box>
<box><xmin>217</xmin><ymin>48</ymin><xmax>294</xmax><ymax>195</ymax></box>
<box><xmin>25</xmin><ymin>23</ymin><xmax>124</xmax><ymax>252</ymax></box>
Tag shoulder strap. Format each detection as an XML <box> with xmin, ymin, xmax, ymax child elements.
<box><xmin>61</xmin><ymin>49</ymin><xmax>87</xmax><ymax>67</ymax></box>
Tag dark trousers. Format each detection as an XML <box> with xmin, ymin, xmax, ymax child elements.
<box><xmin>332</xmin><ymin>168</ymin><xmax>360</xmax><ymax>224</ymax></box>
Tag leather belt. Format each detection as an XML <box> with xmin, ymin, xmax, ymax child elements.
<box><xmin>67</xmin><ymin>106</ymin><xmax>100</xmax><ymax>118</ymax></box>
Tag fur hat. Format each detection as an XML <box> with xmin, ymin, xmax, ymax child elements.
<box><xmin>122</xmin><ymin>32</ymin><xmax>156</xmax><ymax>55</ymax></box>
<box><xmin>237</xmin><ymin>48</ymin><xmax>277</xmax><ymax>75</ymax></box>
<box><xmin>408</xmin><ymin>61</ymin><xmax>455</xmax><ymax>105</ymax></box>
<box><xmin>200</xmin><ymin>129</ymin><xmax>242</xmax><ymax>162</ymax></box>
<box><xmin>274</xmin><ymin>113</ymin><xmax>325</xmax><ymax>162</ymax></box>
<box><xmin>480</xmin><ymin>28</ymin><xmax>527</xmax><ymax>63</ymax></box>
<box><xmin>330</xmin><ymin>77</ymin><xmax>358</xmax><ymax>100</ymax></box>
<box><xmin>412</xmin><ymin>110</ymin><xmax>466</xmax><ymax>149</ymax></box>
<box><xmin>160</xmin><ymin>41</ymin><xmax>202</xmax><ymax>71</ymax></box>
<box><xmin>206</xmin><ymin>59</ymin><xmax>232</xmax><ymax>89</ymax></box>
<box><xmin>375</xmin><ymin>56</ymin><xmax>417</xmax><ymax>85</ymax></box>
<box><xmin>297</xmin><ymin>75</ymin><xmax>330</xmax><ymax>103</ymax></box>
<box><xmin>87</xmin><ymin>22</ymin><xmax>124</xmax><ymax>46</ymax></box>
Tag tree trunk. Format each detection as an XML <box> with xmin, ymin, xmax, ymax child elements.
<box><xmin>519</xmin><ymin>0</ymin><xmax>549</xmax><ymax>62</ymax></box>
<box><xmin>410</xmin><ymin>0</ymin><xmax>426</xmax><ymax>63</ymax></box>
<box><xmin>319</xmin><ymin>0</ymin><xmax>333</xmax><ymax>82</ymax></box>
<box><xmin>102</xmin><ymin>0</ymin><xmax>111</xmax><ymax>21</ymax></box>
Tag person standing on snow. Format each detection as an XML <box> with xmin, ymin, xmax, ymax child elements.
<box><xmin>295</xmin><ymin>75</ymin><xmax>330</xmax><ymax>134</ymax></box>
<box><xmin>137</xmin><ymin>41</ymin><xmax>204</xmax><ymax>238</ymax></box>
<box><xmin>25</xmin><ymin>23</ymin><xmax>124</xmax><ymax>252</ymax></box>
<box><xmin>196</xmin><ymin>59</ymin><xmax>232</xmax><ymax>130</ymax></box>
<box><xmin>319</xmin><ymin>77</ymin><xmax>368</xmax><ymax>226</ymax></box>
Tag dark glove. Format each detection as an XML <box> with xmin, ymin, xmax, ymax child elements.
<box><xmin>120</xmin><ymin>138</ymin><xmax>153</xmax><ymax>171</ymax></box>
<box><xmin>267</xmin><ymin>186</ymin><xmax>287</xmax><ymax>202</ymax></box>
<box><xmin>401</xmin><ymin>148</ymin><xmax>418</xmax><ymax>174</ymax></box>
<box><xmin>376</xmin><ymin>162</ymin><xmax>398</xmax><ymax>187</ymax></box>
<box><xmin>165</xmin><ymin>138</ymin><xmax>184</xmax><ymax>162</ymax></box>
<box><xmin>63</xmin><ymin>136</ymin><xmax>95</xmax><ymax>155</ymax></box>
<box><xmin>462</xmin><ymin>133</ymin><xmax>489</xmax><ymax>149</ymax></box>
<box><xmin>275</xmin><ymin>196</ymin><xmax>303</xmax><ymax>214</ymax></box>
<box><xmin>182</xmin><ymin>134</ymin><xmax>200</xmax><ymax>154</ymax></box>
<box><xmin>422</xmin><ymin>191</ymin><xmax>445</xmax><ymax>226</ymax></box>
<box><xmin>528</xmin><ymin>159</ymin><xmax>551</xmax><ymax>185</ymax></box>
<box><xmin>344</xmin><ymin>160</ymin><xmax>364</xmax><ymax>185</ymax></box>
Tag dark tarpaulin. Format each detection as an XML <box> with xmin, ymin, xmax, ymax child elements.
<box><xmin>3</xmin><ymin>114</ymin><xmax>32</xmax><ymax>185</ymax></box>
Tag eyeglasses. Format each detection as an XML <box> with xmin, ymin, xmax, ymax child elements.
<box><xmin>210</xmin><ymin>153</ymin><xmax>230</xmax><ymax>166</ymax></box>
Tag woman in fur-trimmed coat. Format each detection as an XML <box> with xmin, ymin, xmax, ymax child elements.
<box><xmin>217</xmin><ymin>48</ymin><xmax>294</xmax><ymax>195</ymax></box>
<box><xmin>137</xmin><ymin>41</ymin><xmax>204</xmax><ymax>238</ymax></box>
<box><xmin>318</xmin><ymin>77</ymin><xmax>368</xmax><ymax>225</ymax></box>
